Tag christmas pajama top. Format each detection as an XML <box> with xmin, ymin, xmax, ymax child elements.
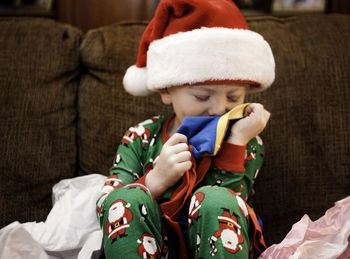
<box><xmin>108</xmin><ymin>114</ymin><xmax>264</xmax><ymax>206</ymax></box>
<box><xmin>97</xmin><ymin>113</ymin><xmax>266</xmax><ymax>257</ymax></box>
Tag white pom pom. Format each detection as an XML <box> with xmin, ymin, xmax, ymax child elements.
<box><xmin>123</xmin><ymin>65</ymin><xmax>151</xmax><ymax>96</ymax></box>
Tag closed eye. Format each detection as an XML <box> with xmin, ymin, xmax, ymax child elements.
<box><xmin>194</xmin><ymin>95</ymin><xmax>210</xmax><ymax>102</ymax></box>
<box><xmin>227</xmin><ymin>96</ymin><xmax>239</xmax><ymax>102</ymax></box>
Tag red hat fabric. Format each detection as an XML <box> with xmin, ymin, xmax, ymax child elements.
<box><xmin>123</xmin><ymin>0</ymin><xmax>275</xmax><ymax>96</ymax></box>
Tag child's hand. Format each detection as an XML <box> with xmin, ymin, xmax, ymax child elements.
<box><xmin>145</xmin><ymin>133</ymin><xmax>192</xmax><ymax>197</ymax></box>
<box><xmin>227</xmin><ymin>103</ymin><xmax>270</xmax><ymax>145</ymax></box>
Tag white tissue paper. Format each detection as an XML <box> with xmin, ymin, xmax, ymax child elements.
<box><xmin>0</xmin><ymin>174</ymin><xmax>106</xmax><ymax>259</ymax></box>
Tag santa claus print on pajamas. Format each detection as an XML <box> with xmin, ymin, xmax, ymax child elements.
<box><xmin>96</xmin><ymin>175</ymin><xmax>124</xmax><ymax>219</ymax></box>
<box><xmin>227</xmin><ymin>189</ymin><xmax>249</xmax><ymax>218</ymax></box>
<box><xmin>122</xmin><ymin>117</ymin><xmax>160</xmax><ymax>149</ymax></box>
<box><xmin>105</xmin><ymin>199</ymin><xmax>133</xmax><ymax>242</ymax></box>
<box><xmin>137</xmin><ymin>233</ymin><xmax>160</xmax><ymax>258</ymax></box>
<box><xmin>103</xmin><ymin>175</ymin><xmax>124</xmax><ymax>192</ymax></box>
<box><xmin>122</xmin><ymin>125</ymin><xmax>151</xmax><ymax>148</ymax></box>
<box><xmin>209</xmin><ymin>208</ymin><xmax>244</xmax><ymax>256</ymax></box>
<box><xmin>188</xmin><ymin>192</ymin><xmax>205</xmax><ymax>227</ymax></box>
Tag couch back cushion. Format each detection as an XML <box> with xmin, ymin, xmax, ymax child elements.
<box><xmin>0</xmin><ymin>18</ymin><xmax>81</xmax><ymax>227</ymax></box>
<box><xmin>246</xmin><ymin>14</ymin><xmax>350</xmax><ymax>245</ymax></box>
<box><xmin>78</xmin><ymin>22</ymin><xmax>172</xmax><ymax>176</ymax></box>
<box><xmin>79</xmin><ymin>15</ymin><xmax>350</xmax><ymax>245</ymax></box>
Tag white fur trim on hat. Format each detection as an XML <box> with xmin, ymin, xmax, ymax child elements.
<box><xmin>123</xmin><ymin>27</ymin><xmax>275</xmax><ymax>96</ymax></box>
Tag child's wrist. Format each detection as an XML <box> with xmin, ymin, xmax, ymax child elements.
<box><xmin>227</xmin><ymin>135</ymin><xmax>248</xmax><ymax>146</ymax></box>
<box><xmin>145</xmin><ymin>169</ymin><xmax>168</xmax><ymax>198</ymax></box>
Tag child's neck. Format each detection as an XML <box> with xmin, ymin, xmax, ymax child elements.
<box><xmin>167</xmin><ymin>115</ymin><xmax>180</xmax><ymax>137</ymax></box>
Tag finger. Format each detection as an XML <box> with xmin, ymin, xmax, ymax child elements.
<box><xmin>244</xmin><ymin>103</ymin><xmax>262</xmax><ymax>116</ymax></box>
<box><xmin>166</xmin><ymin>133</ymin><xmax>188</xmax><ymax>146</ymax></box>
<box><xmin>265</xmin><ymin>110</ymin><xmax>271</xmax><ymax>120</ymax></box>
<box><xmin>253</xmin><ymin>104</ymin><xmax>269</xmax><ymax>119</ymax></box>
<box><xmin>257</xmin><ymin>110</ymin><xmax>270</xmax><ymax>130</ymax></box>
<box><xmin>243</xmin><ymin>104</ymin><xmax>253</xmax><ymax>116</ymax></box>
<box><xmin>176</xmin><ymin>160</ymin><xmax>192</xmax><ymax>173</ymax></box>
<box><xmin>174</xmin><ymin>150</ymin><xmax>192</xmax><ymax>163</ymax></box>
<box><xmin>261</xmin><ymin>108</ymin><xmax>270</xmax><ymax>120</ymax></box>
<box><xmin>170</xmin><ymin>143</ymin><xmax>190</xmax><ymax>154</ymax></box>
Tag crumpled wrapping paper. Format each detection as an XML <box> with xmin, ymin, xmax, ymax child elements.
<box><xmin>0</xmin><ymin>174</ymin><xmax>106</xmax><ymax>259</ymax></box>
<box><xmin>259</xmin><ymin>196</ymin><xmax>350</xmax><ymax>259</ymax></box>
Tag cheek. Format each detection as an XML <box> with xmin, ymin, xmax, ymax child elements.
<box><xmin>184</xmin><ymin>102</ymin><xmax>208</xmax><ymax>116</ymax></box>
<box><xmin>228</xmin><ymin>99</ymin><xmax>245</xmax><ymax>110</ymax></box>
<box><xmin>237</xmin><ymin>98</ymin><xmax>245</xmax><ymax>105</ymax></box>
<box><xmin>173</xmin><ymin>96</ymin><xmax>205</xmax><ymax>115</ymax></box>
<box><xmin>176</xmin><ymin>105</ymin><xmax>201</xmax><ymax>117</ymax></box>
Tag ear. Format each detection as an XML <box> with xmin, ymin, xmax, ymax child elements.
<box><xmin>159</xmin><ymin>89</ymin><xmax>172</xmax><ymax>104</ymax></box>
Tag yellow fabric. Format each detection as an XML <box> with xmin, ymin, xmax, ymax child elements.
<box><xmin>213</xmin><ymin>103</ymin><xmax>250</xmax><ymax>156</ymax></box>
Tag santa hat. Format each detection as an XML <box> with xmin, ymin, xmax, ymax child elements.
<box><xmin>123</xmin><ymin>0</ymin><xmax>275</xmax><ymax>96</ymax></box>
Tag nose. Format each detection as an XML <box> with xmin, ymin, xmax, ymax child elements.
<box><xmin>208</xmin><ymin>97</ymin><xmax>229</xmax><ymax>116</ymax></box>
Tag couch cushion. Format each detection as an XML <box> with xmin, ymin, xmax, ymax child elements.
<box><xmin>79</xmin><ymin>15</ymin><xmax>350</xmax><ymax>246</ymax></box>
<box><xmin>0</xmin><ymin>18</ymin><xmax>82</xmax><ymax>227</ymax></box>
<box><xmin>246</xmin><ymin>14</ymin><xmax>350</xmax><ymax>245</ymax></box>
<box><xmin>78</xmin><ymin>22</ymin><xmax>172</xmax><ymax>176</ymax></box>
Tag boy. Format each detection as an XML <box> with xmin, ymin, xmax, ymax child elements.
<box><xmin>97</xmin><ymin>0</ymin><xmax>275</xmax><ymax>258</ymax></box>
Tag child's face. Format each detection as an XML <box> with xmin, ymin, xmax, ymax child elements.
<box><xmin>160</xmin><ymin>83</ymin><xmax>246</xmax><ymax>130</ymax></box>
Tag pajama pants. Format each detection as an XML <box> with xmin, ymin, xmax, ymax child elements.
<box><xmin>100</xmin><ymin>184</ymin><xmax>251</xmax><ymax>259</ymax></box>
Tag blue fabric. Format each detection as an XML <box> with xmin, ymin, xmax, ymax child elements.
<box><xmin>176</xmin><ymin>116</ymin><xmax>219</xmax><ymax>161</ymax></box>
<box><xmin>176</xmin><ymin>116</ymin><xmax>238</xmax><ymax>162</ymax></box>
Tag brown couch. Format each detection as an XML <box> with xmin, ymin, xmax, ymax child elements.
<box><xmin>0</xmin><ymin>14</ymin><xmax>349</xmax><ymax>246</ymax></box>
